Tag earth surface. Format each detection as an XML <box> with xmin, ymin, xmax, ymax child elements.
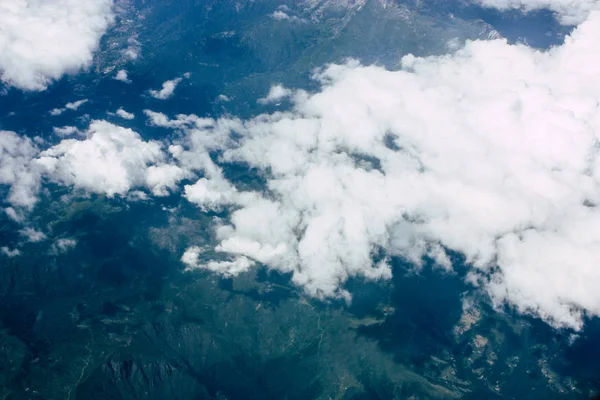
<box><xmin>0</xmin><ymin>1</ymin><xmax>598</xmax><ymax>399</ymax></box>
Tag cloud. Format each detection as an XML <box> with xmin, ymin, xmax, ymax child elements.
<box><xmin>2</xmin><ymin>1</ymin><xmax>599</xmax><ymax>332</ymax></box>
<box><xmin>269</xmin><ymin>9</ymin><xmax>307</xmax><ymax>23</ymax></box>
<box><xmin>53</xmin><ymin>126</ymin><xmax>80</xmax><ymax>137</ymax></box>
<box><xmin>0</xmin><ymin>0</ymin><xmax>114</xmax><ymax>90</ymax></box>
<box><xmin>204</xmin><ymin>257</ymin><xmax>255</xmax><ymax>276</ymax></box>
<box><xmin>146</xmin><ymin>163</ymin><xmax>191</xmax><ymax>196</ymax></box>
<box><xmin>1</xmin><ymin>247</ymin><xmax>20</xmax><ymax>258</ymax></box>
<box><xmin>50</xmin><ymin>99</ymin><xmax>88</xmax><ymax>116</ymax></box>
<box><xmin>4</xmin><ymin>207</ymin><xmax>25</xmax><ymax>223</ymax></box>
<box><xmin>115</xmin><ymin>108</ymin><xmax>134</xmax><ymax>120</ymax></box>
<box><xmin>35</xmin><ymin>120</ymin><xmax>167</xmax><ymax>197</ymax></box>
<box><xmin>142</xmin><ymin>110</ymin><xmax>251</xmax><ymax>211</ymax></box>
<box><xmin>173</xmin><ymin>11</ymin><xmax>600</xmax><ymax>330</ymax></box>
<box><xmin>149</xmin><ymin>77</ymin><xmax>183</xmax><ymax>100</ymax></box>
<box><xmin>19</xmin><ymin>227</ymin><xmax>46</xmax><ymax>242</ymax></box>
<box><xmin>127</xmin><ymin>190</ymin><xmax>150</xmax><ymax>202</ymax></box>
<box><xmin>181</xmin><ymin>246</ymin><xmax>203</xmax><ymax>268</ymax></box>
<box><xmin>0</xmin><ymin>131</ymin><xmax>41</xmax><ymax>209</ymax></box>
<box><xmin>475</xmin><ymin>0</ymin><xmax>600</xmax><ymax>25</ymax></box>
<box><xmin>143</xmin><ymin>109</ymin><xmax>240</xmax><ymax>153</ymax></box>
<box><xmin>144</xmin><ymin>110</ymin><xmax>216</xmax><ymax>130</ymax></box>
<box><xmin>257</xmin><ymin>84</ymin><xmax>294</xmax><ymax>105</ymax></box>
<box><xmin>181</xmin><ymin>246</ymin><xmax>255</xmax><ymax>276</ymax></box>
<box><xmin>144</xmin><ymin>110</ymin><xmax>174</xmax><ymax>127</ymax></box>
<box><xmin>270</xmin><ymin>10</ymin><xmax>291</xmax><ymax>20</ymax></box>
<box><xmin>51</xmin><ymin>238</ymin><xmax>77</xmax><ymax>254</ymax></box>
<box><xmin>184</xmin><ymin>175</ymin><xmax>241</xmax><ymax>211</ymax></box>
<box><xmin>66</xmin><ymin>100</ymin><xmax>89</xmax><ymax>110</ymax></box>
<box><xmin>114</xmin><ymin>69</ymin><xmax>130</xmax><ymax>82</ymax></box>
<box><xmin>122</xmin><ymin>37</ymin><xmax>140</xmax><ymax>60</ymax></box>
<box><xmin>2</xmin><ymin>119</ymin><xmax>191</xmax><ymax>215</ymax></box>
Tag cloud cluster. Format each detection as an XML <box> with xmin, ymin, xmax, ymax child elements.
<box><xmin>475</xmin><ymin>0</ymin><xmax>600</xmax><ymax>24</ymax></box>
<box><xmin>0</xmin><ymin>0</ymin><xmax>114</xmax><ymax>90</ymax></box>
<box><xmin>2</xmin><ymin>0</ymin><xmax>600</xmax><ymax>332</ymax></box>
<box><xmin>36</xmin><ymin>121</ymin><xmax>175</xmax><ymax>197</ymax></box>
<box><xmin>167</xmin><ymin>11</ymin><xmax>600</xmax><ymax>329</ymax></box>
<box><xmin>2</xmin><ymin>121</ymin><xmax>188</xmax><ymax>212</ymax></box>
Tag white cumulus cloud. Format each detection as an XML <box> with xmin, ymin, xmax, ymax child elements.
<box><xmin>2</xmin><ymin>120</ymin><xmax>192</xmax><ymax>214</ymax></box>
<box><xmin>145</xmin><ymin>163</ymin><xmax>191</xmax><ymax>196</ymax></box>
<box><xmin>35</xmin><ymin>120</ymin><xmax>166</xmax><ymax>197</ymax></box>
<box><xmin>0</xmin><ymin>0</ymin><xmax>115</xmax><ymax>90</ymax></box>
<box><xmin>114</xmin><ymin>69</ymin><xmax>130</xmax><ymax>82</ymax></box>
